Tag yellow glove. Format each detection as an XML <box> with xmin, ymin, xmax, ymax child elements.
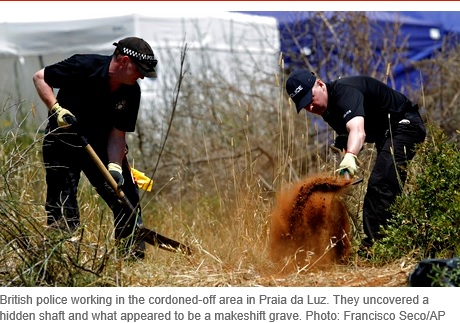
<box><xmin>131</xmin><ymin>167</ymin><xmax>154</xmax><ymax>192</ymax></box>
<box><xmin>51</xmin><ymin>102</ymin><xmax>76</xmax><ymax>127</ymax></box>
<box><xmin>337</xmin><ymin>152</ymin><xmax>359</xmax><ymax>176</ymax></box>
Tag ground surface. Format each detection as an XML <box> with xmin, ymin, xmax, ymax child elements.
<box><xmin>123</xmin><ymin>249</ymin><xmax>416</xmax><ymax>287</ymax></box>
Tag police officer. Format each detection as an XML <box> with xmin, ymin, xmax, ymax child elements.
<box><xmin>33</xmin><ymin>37</ymin><xmax>158</xmax><ymax>259</ymax></box>
<box><xmin>286</xmin><ymin>70</ymin><xmax>426</xmax><ymax>248</ymax></box>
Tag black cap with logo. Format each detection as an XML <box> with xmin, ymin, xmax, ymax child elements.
<box><xmin>113</xmin><ymin>37</ymin><xmax>158</xmax><ymax>78</ymax></box>
<box><xmin>286</xmin><ymin>70</ymin><xmax>316</xmax><ymax>113</ymax></box>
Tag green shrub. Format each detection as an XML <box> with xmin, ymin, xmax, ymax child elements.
<box><xmin>430</xmin><ymin>262</ymin><xmax>460</xmax><ymax>287</ymax></box>
<box><xmin>373</xmin><ymin>125</ymin><xmax>460</xmax><ymax>262</ymax></box>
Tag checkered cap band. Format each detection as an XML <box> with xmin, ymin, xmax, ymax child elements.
<box><xmin>121</xmin><ymin>47</ymin><xmax>156</xmax><ymax>63</ymax></box>
<box><xmin>113</xmin><ymin>37</ymin><xmax>158</xmax><ymax>77</ymax></box>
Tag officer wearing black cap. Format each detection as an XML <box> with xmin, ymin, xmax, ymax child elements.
<box><xmin>32</xmin><ymin>36</ymin><xmax>158</xmax><ymax>260</ymax></box>
<box><xmin>113</xmin><ymin>37</ymin><xmax>158</xmax><ymax>78</ymax></box>
<box><xmin>286</xmin><ymin>69</ymin><xmax>426</xmax><ymax>249</ymax></box>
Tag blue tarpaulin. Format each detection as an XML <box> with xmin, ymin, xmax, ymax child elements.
<box><xmin>238</xmin><ymin>11</ymin><xmax>460</xmax><ymax>91</ymax></box>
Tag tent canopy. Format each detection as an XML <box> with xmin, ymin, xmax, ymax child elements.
<box><xmin>238</xmin><ymin>11</ymin><xmax>460</xmax><ymax>91</ymax></box>
<box><xmin>0</xmin><ymin>12</ymin><xmax>279</xmax><ymax>126</ymax></box>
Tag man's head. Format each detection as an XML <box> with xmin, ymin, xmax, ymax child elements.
<box><xmin>113</xmin><ymin>37</ymin><xmax>157</xmax><ymax>78</ymax></box>
<box><xmin>286</xmin><ymin>69</ymin><xmax>316</xmax><ymax>113</ymax></box>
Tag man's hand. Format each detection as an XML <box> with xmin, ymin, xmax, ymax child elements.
<box><xmin>108</xmin><ymin>162</ymin><xmax>124</xmax><ymax>188</ymax></box>
<box><xmin>51</xmin><ymin>102</ymin><xmax>76</xmax><ymax>127</ymax></box>
<box><xmin>337</xmin><ymin>152</ymin><xmax>359</xmax><ymax>176</ymax></box>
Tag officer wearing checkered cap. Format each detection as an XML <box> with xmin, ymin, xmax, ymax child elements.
<box><xmin>286</xmin><ymin>69</ymin><xmax>426</xmax><ymax>249</ymax></box>
<box><xmin>32</xmin><ymin>36</ymin><xmax>158</xmax><ymax>260</ymax></box>
<box><xmin>113</xmin><ymin>37</ymin><xmax>158</xmax><ymax>78</ymax></box>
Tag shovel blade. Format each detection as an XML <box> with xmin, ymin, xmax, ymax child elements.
<box><xmin>137</xmin><ymin>226</ymin><xmax>192</xmax><ymax>255</ymax></box>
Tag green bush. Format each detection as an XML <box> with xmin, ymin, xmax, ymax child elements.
<box><xmin>373</xmin><ymin>125</ymin><xmax>460</xmax><ymax>262</ymax></box>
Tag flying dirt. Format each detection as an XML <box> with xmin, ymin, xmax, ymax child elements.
<box><xmin>269</xmin><ymin>174</ymin><xmax>352</xmax><ymax>271</ymax></box>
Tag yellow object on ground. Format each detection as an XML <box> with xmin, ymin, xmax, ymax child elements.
<box><xmin>131</xmin><ymin>167</ymin><xmax>154</xmax><ymax>191</ymax></box>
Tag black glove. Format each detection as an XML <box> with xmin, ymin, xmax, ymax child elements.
<box><xmin>108</xmin><ymin>162</ymin><xmax>124</xmax><ymax>188</ymax></box>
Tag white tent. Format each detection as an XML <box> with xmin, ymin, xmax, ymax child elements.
<box><xmin>0</xmin><ymin>10</ymin><xmax>279</xmax><ymax>127</ymax></box>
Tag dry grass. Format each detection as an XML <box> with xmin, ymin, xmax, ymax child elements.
<box><xmin>0</xmin><ymin>88</ymin><xmax>420</xmax><ymax>287</ymax></box>
<box><xmin>98</xmin><ymin>176</ymin><xmax>415</xmax><ymax>287</ymax></box>
<box><xmin>111</xmin><ymin>242</ymin><xmax>416</xmax><ymax>287</ymax></box>
<box><xmin>0</xmin><ymin>143</ymin><xmax>417</xmax><ymax>287</ymax></box>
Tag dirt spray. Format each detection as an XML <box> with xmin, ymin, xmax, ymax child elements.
<box><xmin>269</xmin><ymin>174</ymin><xmax>352</xmax><ymax>271</ymax></box>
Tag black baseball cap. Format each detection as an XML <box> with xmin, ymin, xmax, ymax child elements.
<box><xmin>286</xmin><ymin>69</ymin><xmax>316</xmax><ymax>113</ymax></box>
<box><xmin>113</xmin><ymin>37</ymin><xmax>158</xmax><ymax>78</ymax></box>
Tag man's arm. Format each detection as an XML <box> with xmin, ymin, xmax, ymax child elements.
<box><xmin>107</xmin><ymin>128</ymin><xmax>128</xmax><ymax>188</ymax></box>
<box><xmin>345</xmin><ymin>116</ymin><xmax>366</xmax><ymax>155</ymax></box>
<box><xmin>33</xmin><ymin>68</ymin><xmax>76</xmax><ymax>127</ymax></box>
<box><xmin>107</xmin><ymin>128</ymin><xmax>127</xmax><ymax>165</ymax></box>
<box><xmin>32</xmin><ymin>68</ymin><xmax>56</xmax><ymax>111</ymax></box>
<box><xmin>336</xmin><ymin>116</ymin><xmax>365</xmax><ymax>176</ymax></box>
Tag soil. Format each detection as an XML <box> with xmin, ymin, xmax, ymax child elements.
<box><xmin>268</xmin><ymin>174</ymin><xmax>354</xmax><ymax>272</ymax></box>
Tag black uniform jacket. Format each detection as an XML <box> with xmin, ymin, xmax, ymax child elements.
<box><xmin>44</xmin><ymin>54</ymin><xmax>141</xmax><ymax>149</ymax></box>
<box><xmin>322</xmin><ymin>76</ymin><xmax>417</xmax><ymax>143</ymax></box>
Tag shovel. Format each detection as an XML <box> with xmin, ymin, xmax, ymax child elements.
<box><xmin>64</xmin><ymin>117</ymin><xmax>192</xmax><ymax>255</ymax></box>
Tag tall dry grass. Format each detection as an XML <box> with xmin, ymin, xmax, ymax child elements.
<box><xmin>0</xmin><ymin>66</ymin><xmax>359</xmax><ymax>286</ymax></box>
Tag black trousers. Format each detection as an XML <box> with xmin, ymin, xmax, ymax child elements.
<box><xmin>362</xmin><ymin>110</ymin><xmax>426</xmax><ymax>243</ymax></box>
<box><xmin>42</xmin><ymin>128</ymin><xmax>143</xmax><ymax>241</ymax></box>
